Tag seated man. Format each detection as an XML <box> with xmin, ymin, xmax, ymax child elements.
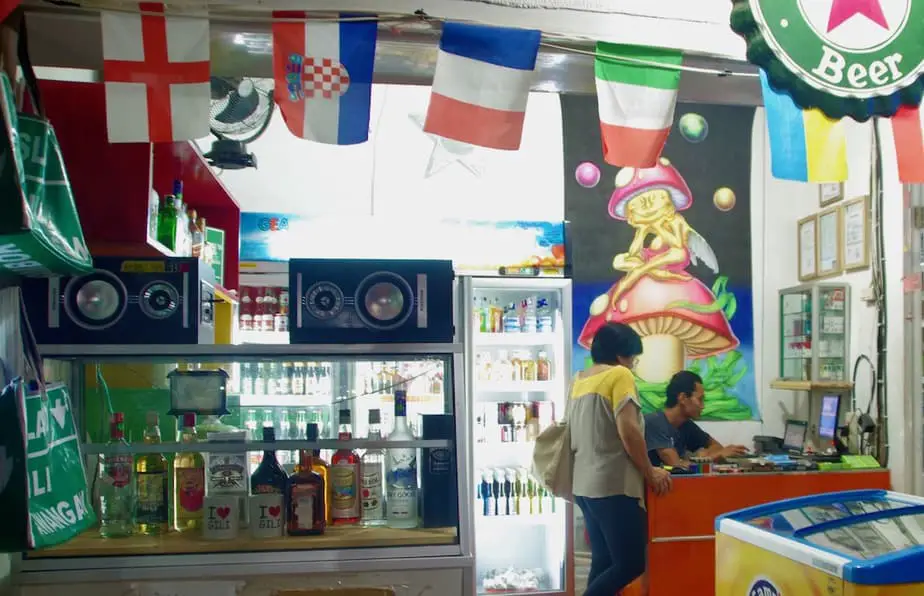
<box><xmin>645</xmin><ymin>370</ymin><xmax>748</xmax><ymax>467</ymax></box>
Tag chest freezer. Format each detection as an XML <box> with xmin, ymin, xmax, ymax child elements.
<box><xmin>716</xmin><ymin>489</ymin><xmax>924</xmax><ymax>596</ymax></box>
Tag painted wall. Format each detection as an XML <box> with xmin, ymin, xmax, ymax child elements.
<box><xmin>701</xmin><ymin>109</ymin><xmax>907</xmax><ymax>491</ymax></box>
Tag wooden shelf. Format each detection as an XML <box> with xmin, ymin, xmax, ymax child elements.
<box><xmin>29</xmin><ymin>525</ymin><xmax>457</xmax><ymax>558</ymax></box>
<box><xmin>770</xmin><ymin>379</ymin><xmax>854</xmax><ymax>391</ymax></box>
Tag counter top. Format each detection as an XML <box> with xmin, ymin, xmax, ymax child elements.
<box><xmin>668</xmin><ymin>468</ymin><xmax>886</xmax><ymax>479</ymax></box>
<box><xmin>28</xmin><ymin>525</ymin><xmax>458</xmax><ymax>558</ymax></box>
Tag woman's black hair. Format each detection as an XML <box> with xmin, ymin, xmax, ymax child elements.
<box><xmin>590</xmin><ymin>322</ymin><xmax>643</xmax><ymax>365</ymax></box>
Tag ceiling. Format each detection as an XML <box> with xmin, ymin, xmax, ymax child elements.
<box><xmin>24</xmin><ymin>4</ymin><xmax>763</xmax><ymax>105</ymax></box>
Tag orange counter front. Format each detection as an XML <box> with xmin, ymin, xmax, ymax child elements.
<box><xmin>619</xmin><ymin>469</ymin><xmax>890</xmax><ymax>596</ymax></box>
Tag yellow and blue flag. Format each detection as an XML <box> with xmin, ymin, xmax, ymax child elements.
<box><xmin>759</xmin><ymin>70</ymin><xmax>847</xmax><ymax>182</ymax></box>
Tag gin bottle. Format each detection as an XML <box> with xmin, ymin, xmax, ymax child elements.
<box><xmin>360</xmin><ymin>409</ymin><xmax>385</xmax><ymax>526</ymax></box>
<box><xmin>386</xmin><ymin>390</ymin><xmax>418</xmax><ymax>528</ymax></box>
<box><xmin>99</xmin><ymin>412</ymin><xmax>134</xmax><ymax>537</ymax></box>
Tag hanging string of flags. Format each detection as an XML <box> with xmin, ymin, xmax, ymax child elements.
<box><xmin>92</xmin><ymin>3</ymin><xmax>924</xmax><ymax>184</ymax></box>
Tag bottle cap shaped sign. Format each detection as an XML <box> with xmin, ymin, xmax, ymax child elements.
<box><xmin>731</xmin><ymin>0</ymin><xmax>924</xmax><ymax>121</ymax></box>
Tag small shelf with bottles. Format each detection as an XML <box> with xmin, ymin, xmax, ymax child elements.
<box><xmin>24</xmin><ymin>349</ymin><xmax>463</xmax><ymax>572</ymax></box>
<box><xmin>775</xmin><ymin>283</ymin><xmax>851</xmax><ymax>389</ymax></box>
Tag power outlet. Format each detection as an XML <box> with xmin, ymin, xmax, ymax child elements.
<box><xmin>860</xmin><ymin>287</ymin><xmax>876</xmax><ymax>305</ymax></box>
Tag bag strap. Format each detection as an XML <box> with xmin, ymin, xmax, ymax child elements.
<box><xmin>17</xmin><ymin>287</ymin><xmax>46</xmax><ymax>396</ymax></box>
<box><xmin>561</xmin><ymin>373</ymin><xmax>578</xmax><ymax>423</ymax></box>
<box><xmin>15</xmin><ymin>9</ymin><xmax>42</xmax><ymax>118</ymax></box>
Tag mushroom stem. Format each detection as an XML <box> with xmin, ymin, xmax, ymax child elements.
<box><xmin>635</xmin><ymin>334</ymin><xmax>686</xmax><ymax>384</ymax></box>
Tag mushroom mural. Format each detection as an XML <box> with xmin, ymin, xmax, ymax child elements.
<box><xmin>577</xmin><ymin>157</ymin><xmax>741</xmax><ymax>384</ymax></box>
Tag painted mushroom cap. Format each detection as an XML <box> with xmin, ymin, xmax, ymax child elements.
<box><xmin>608</xmin><ymin>157</ymin><xmax>693</xmax><ymax>221</ymax></box>
<box><xmin>577</xmin><ymin>275</ymin><xmax>739</xmax><ymax>357</ymax></box>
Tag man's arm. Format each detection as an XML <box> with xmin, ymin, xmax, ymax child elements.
<box><xmin>655</xmin><ymin>447</ymin><xmax>688</xmax><ymax>467</ymax></box>
<box><xmin>694</xmin><ymin>426</ymin><xmax>748</xmax><ymax>458</ymax></box>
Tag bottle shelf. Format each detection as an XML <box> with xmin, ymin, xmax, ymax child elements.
<box><xmin>28</xmin><ymin>525</ymin><xmax>458</xmax><ymax>558</ymax></box>
<box><xmin>83</xmin><ymin>439</ymin><xmax>452</xmax><ymax>456</ymax></box>
<box><xmin>474</xmin><ymin>332</ymin><xmax>557</xmax><ymax>347</ymax></box>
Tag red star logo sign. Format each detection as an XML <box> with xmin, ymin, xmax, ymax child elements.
<box><xmin>827</xmin><ymin>0</ymin><xmax>890</xmax><ymax>32</ymax></box>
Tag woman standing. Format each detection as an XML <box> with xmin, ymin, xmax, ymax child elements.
<box><xmin>570</xmin><ymin>322</ymin><xmax>672</xmax><ymax>596</ymax></box>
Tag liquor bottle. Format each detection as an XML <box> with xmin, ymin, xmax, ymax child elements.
<box><xmin>286</xmin><ymin>447</ymin><xmax>325</xmax><ymax>536</ymax></box>
<box><xmin>305</xmin><ymin>423</ymin><xmax>331</xmax><ymax>523</ymax></box>
<box><xmin>386</xmin><ymin>390</ymin><xmax>418</xmax><ymax>529</ymax></box>
<box><xmin>360</xmin><ymin>409</ymin><xmax>385</xmax><ymax>527</ymax></box>
<box><xmin>156</xmin><ymin>194</ymin><xmax>177</xmax><ymax>251</ymax></box>
<box><xmin>99</xmin><ymin>412</ymin><xmax>134</xmax><ymax>538</ymax></box>
<box><xmin>173</xmin><ymin>413</ymin><xmax>205</xmax><ymax>532</ymax></box>
<box><xmin>250</xmin><ymin>426</ymin><xmax>288</xmax><ymax>537</ymax></box>
<box><xmin>330</xmin><ymin>409</ymin><xmax>361</xmax><ymax>525</ymax></box>
<box><xmin>134</xmin><ymin>411</ymin><xmax>168</xmax><ymax>535</ymax></box>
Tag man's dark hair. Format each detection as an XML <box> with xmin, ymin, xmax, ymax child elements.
<box><xmin>590</xmin><ymin>323</ymin><xmax>643</xmax><ymax>366</ymax></box>
<box><xmin>665</xmin><ymin>370</ymin><xmax>704</xmax><ymax>408</ymax></box>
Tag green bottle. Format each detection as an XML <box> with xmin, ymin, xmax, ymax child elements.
<box><xmin>157</xmin><ymin>194</ymin><xmax>177</xmax><ymax>251</ymax></box>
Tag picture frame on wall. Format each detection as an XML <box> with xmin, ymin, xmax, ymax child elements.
<box><xmin>842</xmin><ymin>195</ymin><xmax>870</xmax><ymax>271</ymax></box>
<box><xmin>819</xmin><ymin>182</ymin><xmax>844</xmax><ymax>207</ymax></box>
<box><xmin>816</xmin><ymin>206</ymin><xmax>843</xmax><ymax>278</ymax></box>
<box><xmin>798</xmin><ymin>214</ymin><xmax>818</xmax><ymax>281</ymax></box>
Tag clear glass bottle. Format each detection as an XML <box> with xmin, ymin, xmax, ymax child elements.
<box><xmin>386</xmin><ymin>390</ymin><xmax>418</xmax><ymax>529</ymax></box>
<box><xmin>134</xmin><ymin>411</ymin><xmax>168</xmax><ymax>535</ymax></box>
<box><xmin>173</xmin><ymin>413</ymin><xmax>205</xmax><ymax>532</ymax></box>
<box><xmin>361</xmin><ymin>409</ymin><xmax>386</xmax><ymax>527</ymax></box>
<box><xmin>330</xmin><ymin>409</ymin><xmax>361</xmax><ymax>525</ymax></box>
<box><xmin>99</xmin><ymin>412</ymin><xmax>134</xmax><ymax>538</ymax></box>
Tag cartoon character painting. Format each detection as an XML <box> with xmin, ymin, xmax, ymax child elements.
<box><xmin>577</xmin><ymin>157</ymin><xmax>751</xmax><ymax>418</ymax></box>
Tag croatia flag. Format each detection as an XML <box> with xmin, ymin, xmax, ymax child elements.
<box><xmin>424</xmin><ymin>22</ymin><xmax>541</xmax><ymax>151</ymax></box>
<box><xmin>272</xmin><ymin>13</ymin><xmax>377</xmax><ymax>145</ymax></box>
<box><xmin>101</xmin><ymin>3</ymin><xmax>211</xmax><ymax>143</ymax></box>
<box><xmin>892</xmin><ymin>105</ymin><xmax>924</xmax><ymax>183</ymax></box>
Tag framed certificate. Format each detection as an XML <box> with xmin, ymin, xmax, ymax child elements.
<box><xmin>842</xmin><ymin>195</ymin><xmax>870</xmax><ymax>271</ymax></box>
<box><xmin>819</xmin><ymin>182</ymin><xmax>844</xmax><ymax>207</ymax></box>
<box><xmin>798</xmin><ymin>215</ymin><xmax>818</xmax><ymax>281</ymax></box>
<box><xmin>816</xmin><ymin>206</ymin><xmax>843</xmax><ymax>278</ymax></box>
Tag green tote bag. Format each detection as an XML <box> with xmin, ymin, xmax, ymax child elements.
<box><xmin>0</xmin><ymin>18</ymin><xmax>92</xmax><ymax>279</ymax></box>
<box><xmin>0</xmin><ymin>294</ymin><xmax>97</xmax><ymax>551</ymax></box>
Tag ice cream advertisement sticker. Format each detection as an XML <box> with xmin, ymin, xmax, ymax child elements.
<box><xmin>731</xmin><ymin>0</ymin><xmax>924</xmax><ymax>119</ymax></box>
<box><xmin>748</xmin><ymin>578</ymin><xmax>781</xmax><ymax>596</ymax></box>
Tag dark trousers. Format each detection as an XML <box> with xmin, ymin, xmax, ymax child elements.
<box><xmin>575</xmin><ymin>494</ymin><xmax>647</xmax><ymax>596</ymax></box>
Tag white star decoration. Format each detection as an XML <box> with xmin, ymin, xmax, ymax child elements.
<box><xmin>408</xmin><ymin>113</ymin><xmax>483</xmax><ymax>178</ymax></box>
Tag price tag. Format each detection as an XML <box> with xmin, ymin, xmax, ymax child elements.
<box><xmin>132</xmin><ymin>581</ymin><xmax>244</xmax><ymax>596</ymax></box>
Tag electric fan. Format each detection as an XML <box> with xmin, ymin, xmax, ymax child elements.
<box><xmin>203</xmin><ymin>77</ymin><xmax>274</xmax><ymax>170</ymax></box>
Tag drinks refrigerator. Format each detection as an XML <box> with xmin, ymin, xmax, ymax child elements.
<box><xmin>460</xmin><ymin>276</ymin><xmax>573</xmax><ymax>595</ymax></box>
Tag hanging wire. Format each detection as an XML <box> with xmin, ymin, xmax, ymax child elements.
<box><xmin>35</xmin><ymin>2</ymin><xmax>758</xmax><ymax>79</ymax></box>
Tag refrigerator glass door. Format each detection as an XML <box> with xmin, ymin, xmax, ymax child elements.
<box><xmin>464</xmin><ymin>277</ymin><xmax>571</xmax><ymax>595</ymax></box>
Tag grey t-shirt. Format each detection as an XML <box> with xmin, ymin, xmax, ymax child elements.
<box><xmin>644</xmin><ymin>411</ymin><xmax>711</xmax><ymax>467</ymax></box>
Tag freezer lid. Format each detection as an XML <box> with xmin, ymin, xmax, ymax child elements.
<box><xmin>715</xmin><ymin>490</ymin><xmax>918</xmax><ymax>537</ymax></box>
<box><xmin>716</xmin><ymin>490</ymin><xmax>924</xmax><ymax>585</ymax></box>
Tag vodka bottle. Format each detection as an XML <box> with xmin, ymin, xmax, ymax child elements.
<box><xmin>99</xmin><ymin>412</ymin><xmax>134</xmax><ymax>537</ymax></box>
<box><xmin>386</xmin><ymin>390</ymin><xmax>418</xmax><ymax>528</ymax></box>
<box><xmin>361</xmin><ymin>409</ymin><xmax>386</xmax><ymax>526</ymax></box>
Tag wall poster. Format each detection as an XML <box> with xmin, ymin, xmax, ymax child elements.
<box><xmin>563</xmin><ymin>99</ymin><xmax>758</xmax><ymax>420</ymax></box>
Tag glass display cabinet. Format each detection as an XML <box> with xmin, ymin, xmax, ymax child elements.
<box><xmin>18</xmin><ymin>343</ymin><xmax>471</xmax><ymax>584</ymax></box>
<box><xmin>778</xmin><ymin>283</ymin><xmax>851</xmax><ymax>384</ymax></box>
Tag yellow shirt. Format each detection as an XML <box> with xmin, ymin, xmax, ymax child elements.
<box><xmin>568</xmin><ymin>365</ymin><xmax>645</xmax><ymax>500</ymax></box>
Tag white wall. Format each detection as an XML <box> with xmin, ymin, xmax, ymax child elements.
<box><xmin>700</xmin><ymin>109</ymin><xmax>908</xmax><ymax>491</ymax></box>
<box><xmin>207</xmin><ymin>84</ymin><xmax>564</xmax><ymax>221</ymax></box>
<box><xmin>271</xmin><ymin>0</ymin><xmax>744</xmax><ymax>59</ymax></box>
